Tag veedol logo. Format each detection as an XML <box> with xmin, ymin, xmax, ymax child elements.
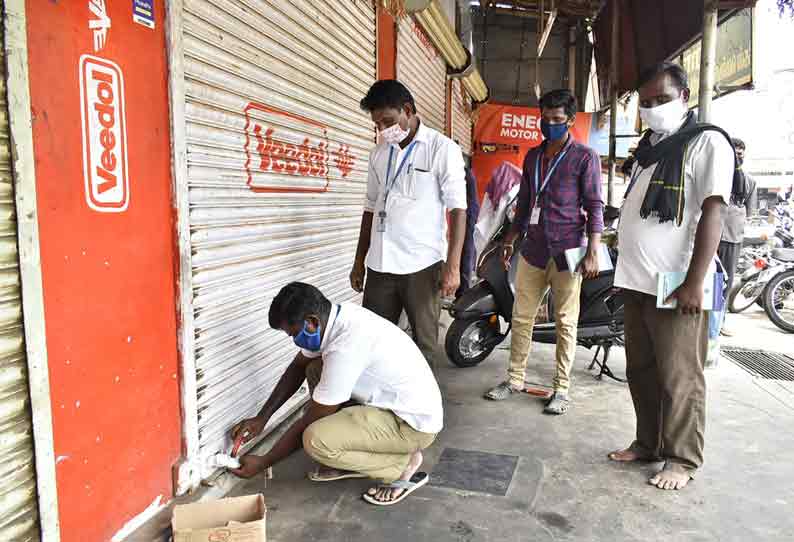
<box><xmin>88</xmin><ymin>0</ymin><xmax>111</xmax><ymax>52</ymax></box>
<box><xmin>243</xmin><ymin>102</ymin><xmax>355</xmax><ymax>193</ymax></box>
<box><xmin>79</xmin><ymin>55</ymin><xmax>129</xmax><ymax>212</ymax></box>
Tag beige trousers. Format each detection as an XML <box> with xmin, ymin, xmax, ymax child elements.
<box><xmin>508</xmin><ymin>257</ymin><xmax>582</xmax><ymax>392</ymax></box>
<box><xmin>303</xmin><ymin>360</ymin><xmax>436</xmax><ymax>482</ymax></box>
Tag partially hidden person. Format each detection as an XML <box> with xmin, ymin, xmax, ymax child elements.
<box><xmin>484</xmin><ymin>89</ymin><xmax>604</xmax><ymax>415</ymax></box>
<box><xmin>717</xmin><ymin>137</ymin><xmax>757</xmax><ymax>336</ymax></box>
<box><xmin>457</xmin><ymin>157</ymin><xmax>480</xmax><ymax>298</ymax></box>
<box><xmin>609</xmin><ymin>62</ymin><xmax>735</xmax><ymax>490</ymax></box>
<box><xmin>228</xmin><ymin>282</ymin><xmax>443</xmax><ymax>506</ymax></box>
<box><xmin>350</xmin><ymin>80</ymin><xmax>467</xmax><ymax>370</ymax></box>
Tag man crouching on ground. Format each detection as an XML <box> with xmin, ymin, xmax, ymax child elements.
<box><xmin>228</xmin><ymin>282</ymin><xmax>443</xmax><ymax>506</ymax></box>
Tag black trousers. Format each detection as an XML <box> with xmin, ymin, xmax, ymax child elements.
<box><xmin>362</xmin><ymin>262</ymin><xmax>442</xmax><ymax>370</ymax></box>
<box><xmin>717</xmin><ymin>240</ymin><xmax>741</xmax><ymax>293</ymax></box>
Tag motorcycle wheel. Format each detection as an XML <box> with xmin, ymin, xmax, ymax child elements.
<box><xmin>445</xmin><ymin>318</ymin><xmax>501</xmax><ymax>368</ymax></box>
<box><xmin>763</xmin><ymin>270</ymin><xmax>794</xmax><ymax>333</ymax></box>
<box><xmin>728</xmin><ymin>280</ymin><xmax>763</xmax><ymax>313</ymax></box>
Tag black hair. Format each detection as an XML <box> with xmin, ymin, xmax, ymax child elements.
<box><xmin>539</xmin><ymin>89</ymin><xmax>577</xmax><ymax>120</ymax></box>
<box><xmin>268</xmin><ymin>282</ymin><xmax>331</xmax><ymax>329</ymax></box>
<box><xmin>731</xmin><ymin>137</ymin><xmax>746</xmax><ymax>150</ymax></box>
<box><xmin>620</xmin><ymin>156</ymin><xmax>636</xmax><ymax>177</ymax></box>
<box><xmin>360</xmin><ymin>79</ymin><xmax>417</xmax><ymax>114</ymax></box>
<box><xmin>638</xmin><ymin>61</ymin><xmax>689</xmax><ymax>91</ymax></box>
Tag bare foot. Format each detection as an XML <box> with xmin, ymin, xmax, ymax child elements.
<box><xmin>608</xmin><ymin>445</ymin><xmax>658</xmax><ymax>462</ymax></box>
<box><xmin>649</xmin><ymin>467</ymin><xmax>692</xmax><ymax>490</ymax></box>
<box><xmin>366</xmin><ymin>450</ymin><xmax>423</xmax><ymax>503</ymax></box>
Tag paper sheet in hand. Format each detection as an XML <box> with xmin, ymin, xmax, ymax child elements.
<box><xmin>564</xmin><ymin>244</ymin><xmax>613</xmax><ymax>274</ymax></box>
<box><xmin>656</xmin><ymin>272</ymin><xmax>725</xmax><ymax>311</ymax></box>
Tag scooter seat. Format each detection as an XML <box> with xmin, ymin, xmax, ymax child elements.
<box><xmin>772</xmin><ymin>248</ymin><xmax>794</xmax><ymax>263</ymax></box>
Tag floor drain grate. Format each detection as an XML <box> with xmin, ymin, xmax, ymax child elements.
<box><xmin>722</xmin><ymin>348</ymin><xmax>794</xmax><ymax>381</ymax></box>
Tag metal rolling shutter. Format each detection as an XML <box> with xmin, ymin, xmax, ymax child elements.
<box><xmin>0</xmin><ymin>16</ymin><xmax>40</xmax><ymax>542</ymax></box>
<box><xmin>181</xmin><ymin>0</ymin><xmax>376</xmax><ymax>458</ymax></box>
<box><xmin>397</xmin><ymin>15</ymin><xmax>446</xmax><ymax>134</ymax></box>
<box><xmin>451</xmin><ymin>78</ymin><xmax>473</xmax><ymax>156</ymax></box>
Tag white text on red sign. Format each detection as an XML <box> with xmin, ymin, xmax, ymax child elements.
<box><xmin>500</xmin><ymin>113</ymin><xmax>542</xmax><ymax>141</ymax></box>
<box><xmin>79</xmin><ymin>55</ymin><xmax>129</xmax><ymax>212</ymax></box>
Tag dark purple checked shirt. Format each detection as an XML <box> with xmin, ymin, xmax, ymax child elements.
<box><xmin>513</xmin><ymin>136</ymin><xmax>604</xmax><ymax>271</ymax></box>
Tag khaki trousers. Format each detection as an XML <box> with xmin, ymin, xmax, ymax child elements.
<box><xmin>508</xmin><ymin>257</ymin><xmax>582</xmax><ymax>392</ymax></box>
<box><xmin>623</xmin><ymin>290</ymin><xmax>708</xmax><ymax>473</ymax></box>
<box><xmin>303</xmin><ymin>360</ymin><xmax>436</xmax><ymax>482</ymax></box>
<box><xmin>362</xmin><ymin>262</ymin><xmax>442</xmax><ymax>370</ymax></box>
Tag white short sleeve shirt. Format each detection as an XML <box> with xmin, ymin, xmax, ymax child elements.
<box><xmin>308</xmin><ymin>303</ymin><xmax>444</xmax><ymax>434</ymax></box>
<box><xmin>364</xmin><ymin>122</ymin><xmax>467</xmax><ymax>275</ymax></box>
<box><xmin>615</xmin><ymin>129</ymin><xmax>734</xmax><ymax>296</ymax></box>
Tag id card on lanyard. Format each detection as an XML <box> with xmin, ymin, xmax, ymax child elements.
<box><xmin>530</xmin><ymin>146</ymin><xmax>570</xmax><ymax>225</ymax></box>
<box><xmin>377</xmin><ymin>142</ymin><xmax>417</xmax><ymax>233</ymax></box>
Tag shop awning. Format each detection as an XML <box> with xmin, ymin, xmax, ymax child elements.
<box><xmin>593</xmin><ymin>0</ymin><xmax>758</xmax><ymax>101</ymax></box>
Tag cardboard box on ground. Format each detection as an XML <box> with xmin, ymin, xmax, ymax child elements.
<box><xmin>172</xmin><ymin>495</ymin><xmax>267</xmax><ymax>542</ymax></box>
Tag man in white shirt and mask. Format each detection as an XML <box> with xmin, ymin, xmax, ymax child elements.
<box><xmin>350</xmin><ymin>80</ymin><xmax>467</xmax><ymax>370</ymax></box>
<box><xmin>608</xmin><ymin>63</ymin><xmax>734</xmax><ymax>490</ymax></box>
<box><xmin>228</xmin><ymin>282</ymin><xmax>443</xmax><ymax>506</ymax></box>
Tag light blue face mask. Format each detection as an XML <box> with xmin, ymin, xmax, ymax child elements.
<box><xmin>293</xmin><ymin>321</ymin><xmax>322</xmax><ymax>351</ymax></box>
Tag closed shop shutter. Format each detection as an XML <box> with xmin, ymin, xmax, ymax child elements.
<box><xmin>451</xmin><ymin>78</ymin><xmax>473</xmax><ymax>156</ymax></box>
<box><xmin>0</xmin><ymin>17</ymin><xmax>41</xmax><ymax>542</ymax></box>
<box><xmin>397</xmin><ymin>16</ymin><xmax>446</xmax><ymax>134</ymax></box>
<box><xmin>179</xmin><ymin>0</ymin><xmax>376</xmax><ymax>458</ymax></box>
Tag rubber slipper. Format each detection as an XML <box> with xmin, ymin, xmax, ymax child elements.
<box><xmin>362</xmin><ymin>472</ymin><xmax>429</xmax><ymax>506</ymax></box>
<box><xmin>307</xmin><ymin>468</ymin><xmax>367</xmax><ymax>482</ymax></box>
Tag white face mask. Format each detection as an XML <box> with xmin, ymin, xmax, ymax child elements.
<box><xmin>379</xmin><ymin>122</ymin><xmax>410</xmax><ymax>145</ymax></box>
<box><xmin>639</xmin><ymin>98</ymin><xmax>688</xmax><ymax>134</ymax></box>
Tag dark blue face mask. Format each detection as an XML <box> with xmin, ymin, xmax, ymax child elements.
<box><xmin>541</xmin><ymin>120</ymin><xmax>569</xmax><ymax>142</ymax></box>
<box><xmin>294</xmin><ymin>321</ymin><xmax>322</xmax><ymax>351</ymax></box>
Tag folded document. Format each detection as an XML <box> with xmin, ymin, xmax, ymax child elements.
<box><xmin>656</xmin><ymin>272</ymin><xmax>725</xmax><ymax>311</ymax></box>
<box><xmin>564</xmin><ymin>244</ymin><xmax>614</xmax><ymax>274</ymax></box>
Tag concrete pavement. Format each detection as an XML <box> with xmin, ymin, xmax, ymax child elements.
<box><xmin>227</xmin><ymin>309</ymin><xmax>794</xmax><ymax>542</ymax></box>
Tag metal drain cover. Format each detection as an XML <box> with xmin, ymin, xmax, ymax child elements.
<box><xmin>430</xmin><ymin>448</ymin><xmax>518</xmax><ymax>496</ymax></box>
<box><xmin>722</xmin><ymin>348</ymin><xmax>794</xmax><ymax>381</ymax></box>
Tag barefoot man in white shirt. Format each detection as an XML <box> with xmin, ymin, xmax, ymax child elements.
<box><xmin>608</xmin><ymin>62</ymin><xmax>735</xmax><ymax>490</ymax></box>
<box><xmin>229</xmin><ymin>282</ymin><xmax>443</xmax><ymax>506</ymax></box>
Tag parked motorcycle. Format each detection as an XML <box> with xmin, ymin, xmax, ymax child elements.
<box><xmin>762</xmin><ymin>249</ymin><xmax>794</xmax><ymax>333</ymax></box>
<box><xmin>728</xmin><ymin>204</ymin><xmax>794</xmax><ymax>313</ymax></box>
<box><xmin>444</xmin><ymin>202</ymin><xmax>625</xmax><ymax>381</ymax></box>
<box><xmin>728</xmin><ymin>244</ymin><xmax>780</xmax><ymax>313</ymax></box>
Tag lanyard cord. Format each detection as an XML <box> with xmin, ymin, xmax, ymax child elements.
<box><xmin>534</xmin><ymin>146</ymin><xmax>571</xmax><ymax>203</ymax></box>
<box><xmin>383</xmin><ymin>142</ymin><xmax>417</xmax><ymax>206</ymax></box>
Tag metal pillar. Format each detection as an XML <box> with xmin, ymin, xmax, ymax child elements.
<box><xmin>698</xmin><ymin>0</ymin><xmax>719</xmax><ymax>122</ymax></box>
<box><xmin>607</xmin><ymin>0</ymin><xmax>619</xmax><ymax>207</ymax></box>
<box><xmin>568</xmin><ymin>25</ymin><xmax>577</xmax><ymax>93</ymax></box>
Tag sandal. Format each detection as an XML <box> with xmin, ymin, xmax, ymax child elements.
<box><xmin>484</xmin><ymin>381</ymin><xmax>520</xmax><ymax>401</ymax></box>
<box><xmin>307</xmin><ymin>468</ymin><xmax>367</xmax><ymax>482</ymax></box>
<box><xmin>543</xmin><ymin>392</ymin><xmax>570</xmax><ymax>415</ymax></box>
<box><xmin>362</xmin><ymin>472</ymin><xmax>429</xmax><ymax>506</ymax></box>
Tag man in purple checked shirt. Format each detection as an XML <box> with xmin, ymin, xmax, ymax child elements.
<box><xmin>484</xmin><ymin>89</ymin><xmax>604</xmax><ymax>415</ymax></box>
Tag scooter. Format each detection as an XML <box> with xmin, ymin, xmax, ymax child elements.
<box><xmin>445</xmin><ymin>203</ymin><xmax>626</xmax><ymax>382</ymax></box>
